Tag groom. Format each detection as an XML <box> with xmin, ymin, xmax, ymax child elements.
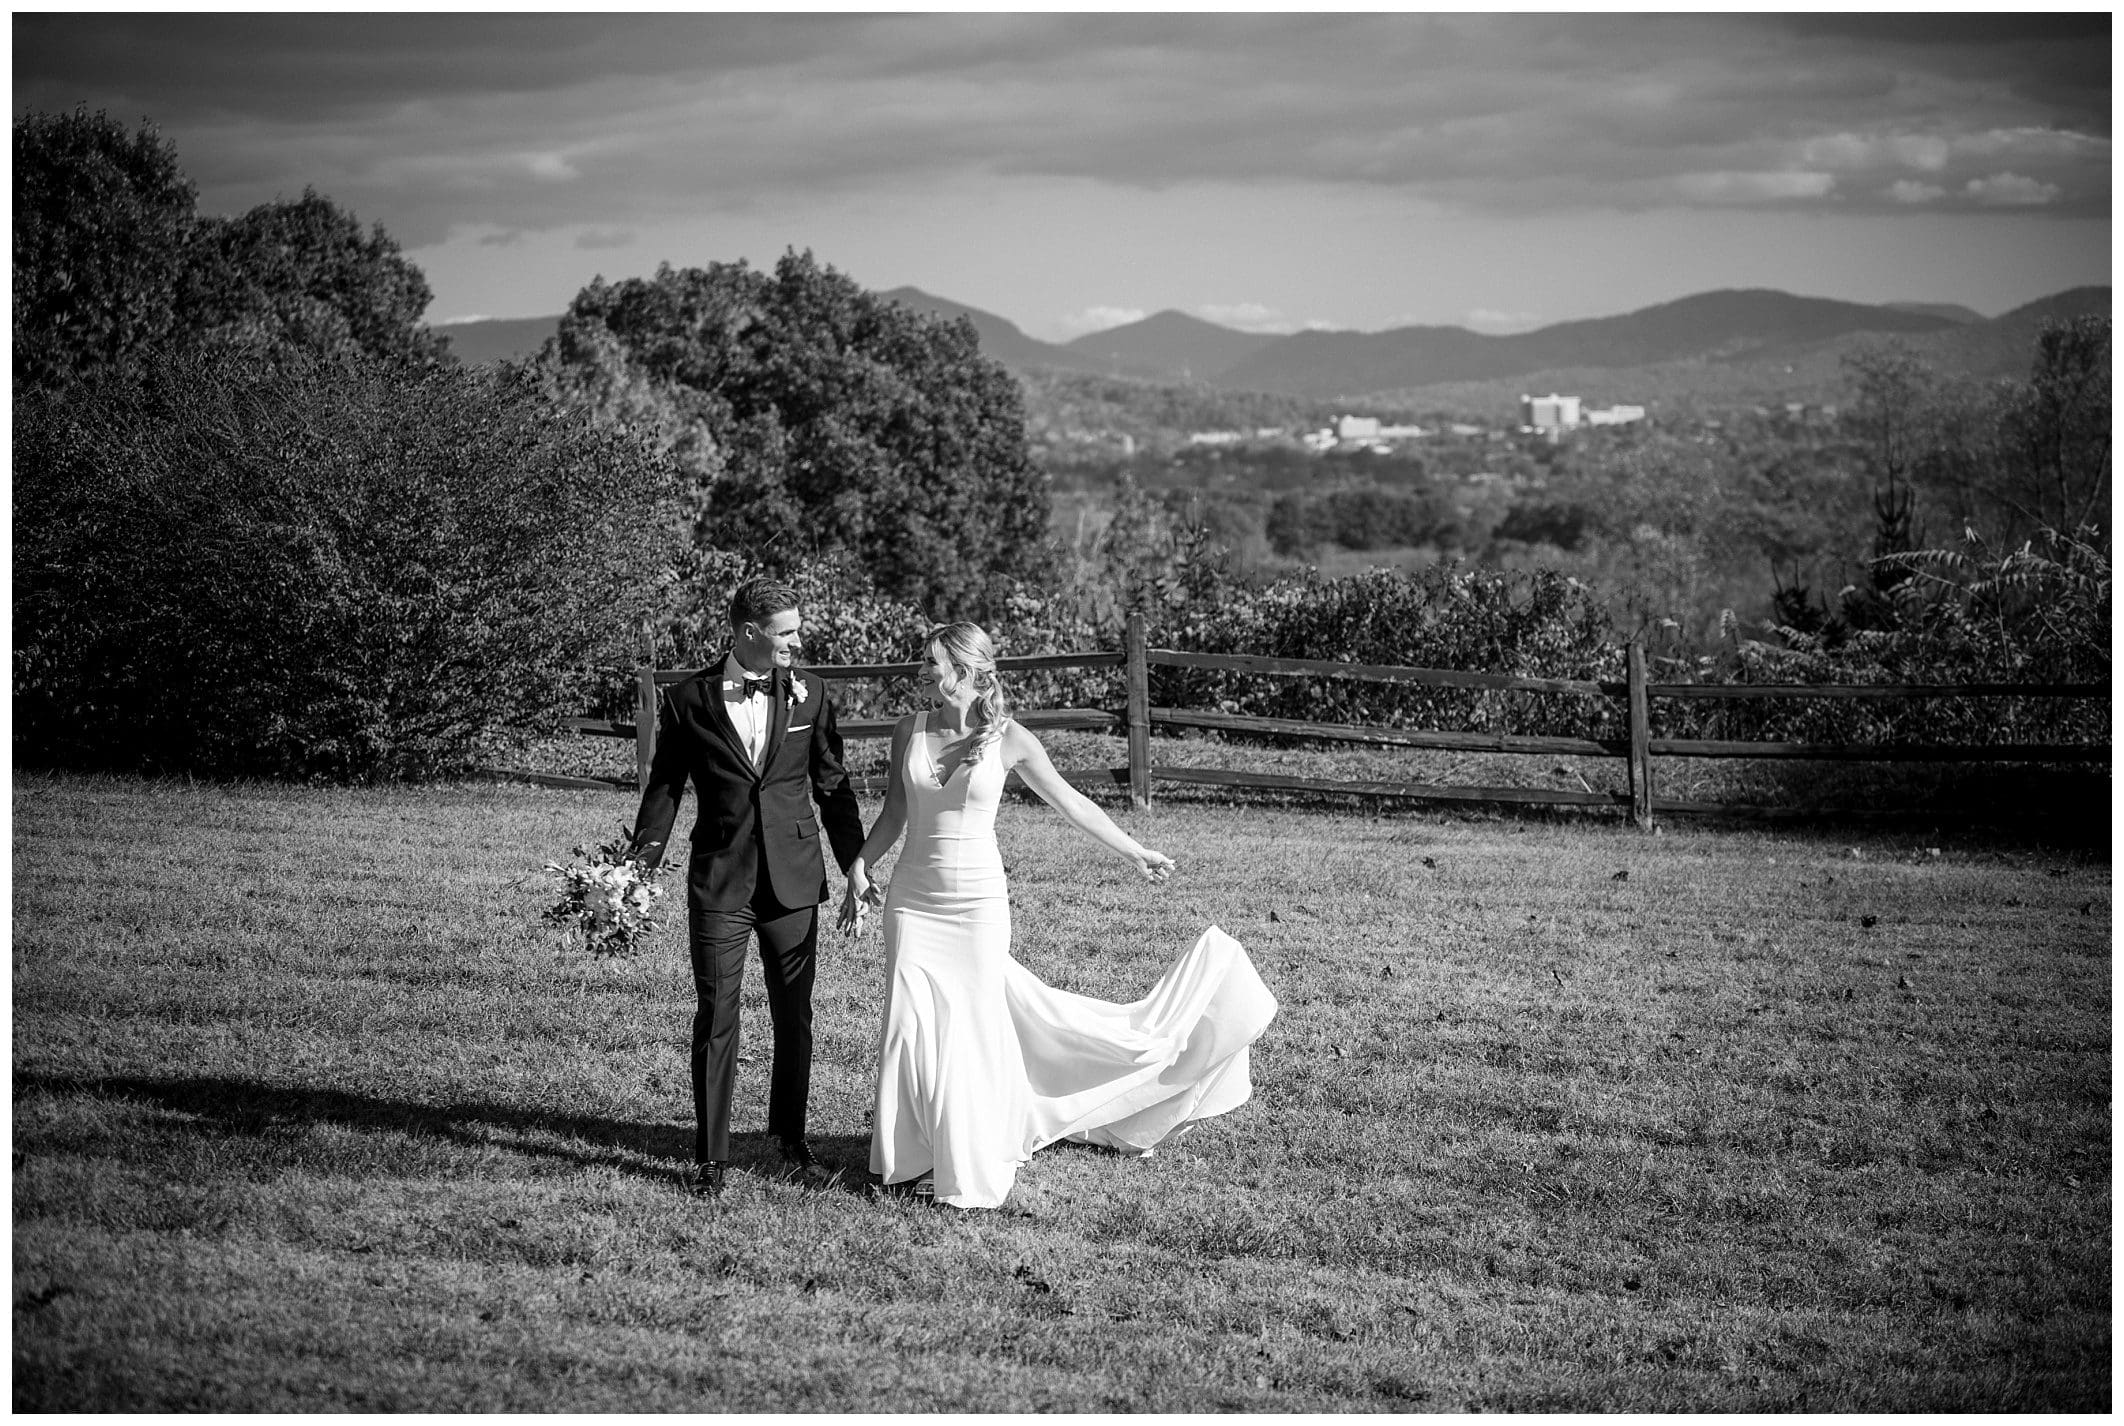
<box><xmin>629</xmin><ymin>575</ymin><xmax>866</xmax><ymax>1196</ymax></box>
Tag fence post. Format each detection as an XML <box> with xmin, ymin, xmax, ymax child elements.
<box><xmin>1626</xmin><ymin>638</ymin><xmax>1655</xmax><ymax>831</ymax></box>
<box><xmin>635</xmin><ymin>666</ymin><xmax>658</xmax><ymax>792</ymax></box>
<box><xmin>1125</xmin><ymin>612</ymin><xmax>1151</xmax><ymax>810</ymax></box>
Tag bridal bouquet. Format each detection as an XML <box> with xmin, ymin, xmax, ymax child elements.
<box><xmin>542</xmin><ymin>828</ymin><xmax>667</xmax><ymax>959</ymax></box>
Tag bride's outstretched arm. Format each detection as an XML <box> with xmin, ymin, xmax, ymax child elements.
<box><xmin>1002</xmin><ymin>723</ymin><xmax>1175</xmax><ymax>883</ymax></box>
<box><xmin>839</xmin><ymin>714</ymin><xmax>914</xmax><ymax>932</ymax></box>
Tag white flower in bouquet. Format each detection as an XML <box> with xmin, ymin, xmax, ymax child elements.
<box><xmin>543</xmin><ymin>825</ymin><xmax>668</xmax><ymax>959</ymax></box>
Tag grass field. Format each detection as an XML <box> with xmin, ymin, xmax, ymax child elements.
<box><xmin>12</xmin><ymin>769</ymin><xmax>2111</xmax><ymax>1410</ymax></box>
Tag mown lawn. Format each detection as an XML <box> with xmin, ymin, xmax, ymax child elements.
<box><xmin>12</xmin><ymin>770</ymin><xmax>2110</xmax><ymax>1410</ymax></box>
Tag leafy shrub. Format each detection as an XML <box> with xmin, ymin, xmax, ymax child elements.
<box><xmin>1153</xmin><ymin>564</ymin><xmax>1626</xmax><ymax>739</ymax></box>
<box><xmin>1664</xmin><ymin>526</ymin><xmax>2111</xmax><ymax>747</ymax></box>
<box><xmin>15</xmin><ymin>347</ymin><xmax>686</xmax><ymax>780</ymax></box>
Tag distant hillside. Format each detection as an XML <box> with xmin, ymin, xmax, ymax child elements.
<box><xmin>1214</xmin><ymin>289</ymin><xmax>1963</xmax><ymax>398</ymax></box>
<box><xmin>434</xmin><ymin>315</ymin><xmax>560</xmax><ymax>365</ymax></box>
<box><xmin>875</xmin><ymin>287</ymin><xmax>1119</xmax><ymax>375</ymax></box>
<box><xmin>1347</xmin><ymin>286</ymin><xmax>2112</xmax><ymax>420</ymax></box>
<box><xmin>1910</xmin><ymin>286</ymin><xmax>2112</xmax><ymax>376</ymax></box>
<box><xmin>1885</xmin><ymin>301</ymin><xmax>1985</xmax><ymax>324</ymax></box>
<box><xmin>425</xmin><ymin>282</ymin><xmax>2106</xmax><ymax>427</ymax></box>
<box><xmin>1062</xmin><ymin>310</ymin><xmax>1281</xmax><ymax>381</ymax></box>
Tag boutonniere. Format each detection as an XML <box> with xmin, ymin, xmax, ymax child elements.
<box><xmin>790</xmin><ymin>676</ymin><xmax>809</xmax><ymax>705</ymax></box>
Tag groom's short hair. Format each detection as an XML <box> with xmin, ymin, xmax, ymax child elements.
<box><xmin>729</xmin><ymin>575</ymin><xmax>800</xmax><ymax>630</ymax></box>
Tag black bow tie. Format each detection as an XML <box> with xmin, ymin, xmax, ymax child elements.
<box><xmin>737</xmin><ymin>674</ymin><xmax>773</xmax><ymax>700</ymax></box>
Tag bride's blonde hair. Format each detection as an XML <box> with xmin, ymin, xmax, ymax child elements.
<box><xmin>926</xmin><ymin>621</ymin><xmax>1009</xmax><ymax>757</ymax></box>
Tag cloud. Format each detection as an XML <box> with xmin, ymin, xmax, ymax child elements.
<box><xmin>1055</xmin><ymin>305</ymin><xmax>1147</xmax><ymax>338</ymax></box>
<box><xmin>1671</xmin><ymin>171</ymin><xmax>1837</xmax><ymax>204</ymax></box>
<box><xmin>1953</xmin><ymin>127</ymin><xmax>2108</xmax><ymax>163</ymax></box>
<box><xmin>10</xmin><ymin>12</ymin><xmax>2111</xmax><ymax>246</ymax></box>
<box><xmin>1885</xmin><ymin>180</ymin><xmax>1947</xmax><ymax>205</ymax></box>
<box><xmin>574</xmin><ymin>228</ymin><xmax>637</xmax><ymax>250</ymax></box>
<box><xmin>1963</xmin><ymin>172</ymin><xmax>2062</xmax><ymax>207</ymax></box>
<box><xmin>477</xmin><ymin>230</ymin><xmax>525</xmax><ymax>247</ymax></box>
<box><xmin>1802</xmin><ymin>132</ymin><xmax>1951</xmax><ymax>172</ymax></box>
<box><xmin>525</xmin><ymin>152</ymin><xmax>581</xmax><ymax>182</ymax></box>
<box><xmin>1464</xmin><ymin>308</ymin><xmax>1544</xmax><ymax>333</ymax></box>
<box><xmin>1192</xmin><ymin>302</ymin><xmax>1297</xmax><ymax>333</ymax></box>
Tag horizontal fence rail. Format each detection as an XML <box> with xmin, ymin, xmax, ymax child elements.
<box><xmin>1150</xmin><ymin>765</ymin><xmax>1630</xmax><ymax>808</ymax></box>
<box><xmin>1645</xmin><ymin>681</ymin><xmax>2105</xmax><ymax>700</ymax></box>
<box><xmin>520</xmin><ymin>617</ymin><xmax>2106</xmax><ymax>827</ymax></box>
<box><xmin>1148</xmin><ymin>707</ymin><xmax>1625</xmax><ymax>759</ymax></box>
<box><xmin>1149</xmin><ymin>647</ymin><xmax>1617</xmax><ymax>698</ymax></box>
<box><xmin>1646</xmin><ymin>738</ymin><xmax>2110</xmax><ymax>762</ymax></box>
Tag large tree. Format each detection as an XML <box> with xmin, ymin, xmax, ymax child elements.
<box><xmin>538</xmin><ymin>250</ymin><xmax>1054</xmax><ymax>618</ymax></box>
<box><xmin>13</xmin><ymin>108</ymin><xmax>201</xmax><ymax>396</ymax></box>
<box><xmin>15</xmin><ymin>110</ymin><xmax>447</xmax><ymax>391</ymax></box>
<box><xmin>192</xmin><ymin>186</ymin><xmax>450</xmax><ymax>367</ymax></box>
<box><xmin>1842</xmin><ymin>321</ymin><xmax>2111</xmax><ymax>554</ymax></box>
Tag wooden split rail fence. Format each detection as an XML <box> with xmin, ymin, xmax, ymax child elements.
<box><xmin>548</xmin><ymin>612</ymin><xmax>2107</xmax><ymax>827</ymax></box>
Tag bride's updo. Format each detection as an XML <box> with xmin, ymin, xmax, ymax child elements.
<box><xmin>926</xmin><ymin>621</ymin><xmax>1010</xmax><ymax>758</ymax></box>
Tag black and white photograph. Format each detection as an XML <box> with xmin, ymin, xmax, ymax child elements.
<box><xmin>12</xmin><ymin>10</ymin><xmax>2109</xmax><ymax>1412</ymax></box>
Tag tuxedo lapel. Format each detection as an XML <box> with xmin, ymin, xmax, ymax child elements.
<box><xmin>762</xmin><ymin>668</ymin><xmax>795</xmax><ymax>777</ymax></box>
<box><xmin>699</xmin><ymin>653</ymin><xmax>754</xmax><ymax>777</ymax></box>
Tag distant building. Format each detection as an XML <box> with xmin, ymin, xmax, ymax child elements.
<box><xmin>1583</xmin><ymin>404</ymin><xmax>1646</xmax><ymax>427</ymax></box>
<box><xmin>1302</xmin><ymin>429</ymin><xmax>1338</xmax><ymax>453</ymax></box>
<box><xmin>1521</xmin><ymin>393</ymin><xmax>1581</xmax><ymax>430</ymax></box>
<box><xmin>1336</xmin><ymin>414</ymin><xmax>1382</xmax><ymax>441</ymax></box>
<box><xmin>1187</xmin><ymin>430</ymin><xmax>1245</xmax><ymax>446</ymax></box>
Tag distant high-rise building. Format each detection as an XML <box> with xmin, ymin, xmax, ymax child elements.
<box><xmin>1520</xmin><ymin>393</ymin><xmax>1581</xmax><ymax>430</ymax></box>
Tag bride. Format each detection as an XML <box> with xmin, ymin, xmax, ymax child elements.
<box><xmin>838</xmin><ymin>622</ymin><xmax>1278</xmax><ymax>1209</ymax></box>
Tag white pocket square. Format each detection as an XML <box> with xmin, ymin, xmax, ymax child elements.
<box><xmin>788</xmin><ymin>723</ymin><xmax>813</xmax><ymax>733</ymax></box>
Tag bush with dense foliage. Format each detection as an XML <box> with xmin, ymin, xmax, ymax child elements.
<box><xmin>1150</xmin><ymin>563</ymin><xmax>1626</xmax><ymax>739</ymax></box>
<box><xmin>15</xmin><ymin>348</ymin><xmax>686</xmax><ymax>780</ymax></box>
<box><xmin>1664</xmin><ymin>525</ymin><xmax>2111</xmax><ymax>747</ymax></box>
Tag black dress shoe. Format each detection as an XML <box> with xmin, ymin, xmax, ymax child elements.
<box><xmin>686</xmin><ymin>1161</ymin><xmax>726</xmax><ymax>1197</ymax></box>
<box><xmin>779</xmin><ymin>1137</ymin><xmax>836</xmax><ymax>1185</ymax></box>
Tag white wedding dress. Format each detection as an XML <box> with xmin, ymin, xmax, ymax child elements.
<box><xmin>869</xmin><ymin>711</ymin><xmax>1279</xmax><ymax>1209</ymax></box>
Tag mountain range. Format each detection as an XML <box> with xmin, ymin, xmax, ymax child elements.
<box><xmin>434</xmin><ymin>284</ymin><xmax>2109</xmax><ymax>405</ymax></box>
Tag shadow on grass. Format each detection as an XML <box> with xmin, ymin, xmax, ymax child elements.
<box><xmin>14</xmin><ymin>1071</ymin><xmax>879</xmax><ymax>1197</ymax></box>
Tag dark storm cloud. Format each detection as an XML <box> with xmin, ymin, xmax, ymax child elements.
<box><xmin>12</xmin><ymin>13</ymin><xmax>842</xmax><ymax>120</ymax></box>
<box><xmin>13</xmin><ymin>12</ymin><xmax>2110</xmax><ymax>246</ymax></box>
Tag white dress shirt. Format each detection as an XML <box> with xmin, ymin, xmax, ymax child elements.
<box><xmin>719</xmin><ymin>655</ymin><xmax>774</xmax><ymax>769</ymax></box>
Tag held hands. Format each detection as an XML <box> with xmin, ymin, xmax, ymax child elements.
<box><xmin>837</xmin><ymin>864</ymin><xmax>886</xmax><ymax>936</ymax></box>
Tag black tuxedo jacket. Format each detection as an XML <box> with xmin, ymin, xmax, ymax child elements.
<box><xmin>628</xmin><ymin>660</ymin><xmax>866</xmax><ymax>912</ymax></box>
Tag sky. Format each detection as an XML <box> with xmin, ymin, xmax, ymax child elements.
<box><xmin>13</xmin><ymin>11</ymin><xmax>2112</xmax><ymax>340</ymax></box>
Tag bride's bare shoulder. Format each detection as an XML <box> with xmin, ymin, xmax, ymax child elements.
<box><xmin>999</xmin><ymin>717</ymin><xmax>1044</xmax><ymax>761</ymax></box>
